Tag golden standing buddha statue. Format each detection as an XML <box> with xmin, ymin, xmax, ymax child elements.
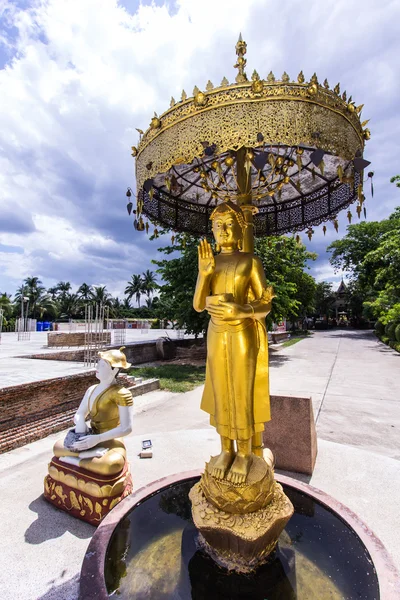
<box><xmin>193</xmin><ymin>201</ymin><xmax>274</xmax><ymax>484</ymax></box>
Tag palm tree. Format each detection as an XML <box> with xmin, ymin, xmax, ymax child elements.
<box><xmin>36</xmin><ymin>295</ymin><xmax>58</xmax><ymax>320</ymax></box>
<box><xmin>91</xmin><ymin>286</ymin><xmax>113</xmax><ymax>307</ymax></box>
<box><xmin>142</xmin><ymin>270</ymin><xmax>157</xmax><ymax>300</ymax></box>
<box><xmin>56</xmin><ymin>281</ymin><xmax>72</xmax><ymax>296</ymax></box>
<box><xmin>47</xmin><ymin>286</ymin><xmax>59</xmax><ymax>300</ymax></box>
<box><xmin>77</xmin><ymin>283</ymin><xmax>93</xmax><ymax>302</ymax></box>
<box><xmin>57</xmin><ymin>293</ymin><xmax>80</xmax><ymax>319</ymax></box>
<box><xmin>0</xmin><ymin>293</ymin><xmax>13</xmax><ymax>318</ymax></box>
<box><xmin>122</xmin><ymin>297</ymin><xmax>132</xmax><ymax>310</ymax></box>
<box><xmin>125</xmin><ymin>274</ymin><xmax>143</xmax><ymax>307</ymax></box>
<box><xmin>14</xmin><ymin>285</ymin><xmax>28</xmax><ymax>305</ymax></box>
<box><xmin>15</xmin><ymin>277</ymin><xmax>46</xmax><ymax>319</ymax></box>
<box><xmin>111</xmin><ymin>296</ymin><xmax>124</xmax><ymax>318</ymax></box>
<box><xmin>24</xmin><ymin>276</ymin><xmax>42</xmax><ymax>290</ymax></box>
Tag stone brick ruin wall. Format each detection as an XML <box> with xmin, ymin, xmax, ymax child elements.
<box><xmin>47</xmin><ymin>331</ymin><xmax>112</xmax><ymax>347</ymax></box>
<box><xmin>0</xmin><ymin>338</ymin><xmax>204</xmax><ymax>454</ymax></box>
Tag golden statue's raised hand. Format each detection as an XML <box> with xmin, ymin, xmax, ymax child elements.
<box><xmin>198</xmin><ymin>238</ymin><xmax>215</xmax><ymax>276</ymax></box>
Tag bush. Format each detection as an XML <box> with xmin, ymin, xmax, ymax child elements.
<box><xmin>375</xmin><ymin>320</ymin><xmax>385</xmax><ymax>335</ymax></box>
<box><xmin>395</xmin><ymin>324</ymin><xmax>400</xmax><ymax>343</ymax></box>
<box><xmin>381</xmin><ymin>336</ymin><xmax>390</xmax><ymax>345</ymax></box>
<box><xmin>386</xmin><ymin>322</ymin><xmax>397</xmax><ymax>341</ymax></box>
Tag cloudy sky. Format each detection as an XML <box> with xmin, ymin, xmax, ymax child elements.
<box><xmin>0</xmin><ymin>0</ymin><xmax>399</xmax><ymax>298</ymax></box>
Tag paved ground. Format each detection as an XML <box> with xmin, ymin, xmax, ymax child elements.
<box><xmin>0</xmin><ymin>329</ymin><xmax>187</xmax><ymax>359</ymax></box>
<box><xmin>0</xmin><ymin>329</ymin><xmax>191</xmax><ymax>387</ymax></box>
<box><xmin>0</xmin><ymin>329</ymin><xmax>399</xmax><ymax>599</ymax></box>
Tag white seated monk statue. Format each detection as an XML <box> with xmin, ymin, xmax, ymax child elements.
<box><xmin>44</xmin><ymin>347</ymin><xmax>134</xmax><ymax>524</ymax></box>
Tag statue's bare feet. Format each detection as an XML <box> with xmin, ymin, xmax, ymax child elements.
<box><xmin>226</xmin><ymin>453</ymin><xmax>252</xmax><ymax>485</ymax></box>
<box><xmin>212</xmin><ymin>450</ymin><xmax>234</xmax><ymax>480</ymax></box>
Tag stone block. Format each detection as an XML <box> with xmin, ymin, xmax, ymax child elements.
<box><xmin>263</xmin><ymin>395</ymin><xmax>317</xmax><ymax>475</ymax></box>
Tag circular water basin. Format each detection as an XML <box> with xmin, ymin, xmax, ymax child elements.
<box><xmin>79</xmin><ymin>472</ymin><xmax>400</xmax><ymax>599</ymax></box>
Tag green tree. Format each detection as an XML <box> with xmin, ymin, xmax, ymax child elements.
<box><xmin>122</xmin><ymin>297</ymin><xmax>132</xmax><ymax>311</ymax></box>
<box><xmin>390</xmin><ymin>175</ymin><xmax>400</xmax><ymax>189</ymax></box>
<box><xmin>56</xmin><ymin>293</ymin><xmax>80</xmax><ymax>319</ymax></box>
<box><xmin>328</xmin><ymin>204</ymin><xmax>400</xmax><ymax>323</ymax></box>
<box><xmin>254</xmin><ymin>236</ymin><xmax>317</xmax><ymax>327</ymax></box>
<box><xmin>55</xmin><ymin>281</ymin><xmax>72</xmax><ymax>296</ymax></box>
<box><xmin>91</xmin><ymin>285</ymin><xmax>113</xmax><ymax>307</ymax></box>
<box><xmin>153</xmin><ymin>233</ymin><xmax>317</xmax><ymax>335</ymax></box>
<box><xmin>314</xmin><ymin>281</ymin><xmax>336</xmax><ymax>318</ymax></box>
<box><xmin>15</xmin><ymin>277</ymin><xmax>48</xmax><ymax>319</ymax></box>
<box><xmin>153</xmin><ymin>234</ymin><xmax>209</xmax><ymax>336</ymax></box>
<box><xmin>328</xmin><ymin>215</ymin><xmax>398</xmax><ymax>290</ymax></box>
<box><xmin>0</xmin><ymin>293</ymin><xmax>13</xmax><ymax>318</ymax></box>
<box><xmin>142</xmin><ymin>270</ymin><xmax>158</xmax><ymax>300</ymax></box>
<box><xmin>77</xmin><ymin>283</ymin><xmax>93</xmax><ymax>302</ymax></box>
<box><xmin>47</xmin><ymin>286</ymin><xmax>59</xmax><ymax>300</ymax></box>
<box><xmin>125</xmin><ymin>274</ymin><xmax>144</xmax><ymax>307</ymax></box>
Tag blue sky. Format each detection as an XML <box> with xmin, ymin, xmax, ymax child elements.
<box><xmin>0</xmin><ymin>0</ymin><xmax>399</xmax><ymax>298</ymax></box>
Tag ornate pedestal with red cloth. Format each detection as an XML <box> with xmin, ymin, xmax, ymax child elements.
<box><xmin>44</xmin><ymin>456</ymin><xmax>132</xmax><ymax>525</ymax></box>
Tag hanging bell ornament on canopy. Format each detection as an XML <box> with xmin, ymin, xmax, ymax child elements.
<box><xmin>356</xmin><ymin>204</ymin><xmax>362</xmax><ymax>218</ymax></box>
<box><xmin>323</xmin><ymin>225</ymin><xmax>327</xmax><ymax>236</ymax></box>
<box><xmin>347</xmin><ymin>210</ymin><xmax>352</xmax><ymax>223</ymax></box>
<box><xmin>368</xmin><ymin>171</ymin><xmax>374</xmax><ymax>197</ymax></box>
<box><xmin>333</xmin><ymin>219</ymin><xmax>339</xmax><ymax>232</ymax></box>
<box><xmin>126</xmin><ymin>188</ymin><xmax>133</xmax><ymax>215</ymax></box>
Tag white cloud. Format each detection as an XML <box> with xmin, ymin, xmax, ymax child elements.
<box><xmin>0</xmin><ymin>0</ymin><xmax>399</xmax><ymax>295</ymax></box>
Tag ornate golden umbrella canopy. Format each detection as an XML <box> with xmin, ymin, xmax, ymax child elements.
<box><xmin>131</xmin><ymin>35</ymin><xmax>370</xmax><ymax>237</ymax></box>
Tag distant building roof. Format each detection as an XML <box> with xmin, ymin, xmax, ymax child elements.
<box><xmin>336</xmin><ymin>279</ymin><xmax>347</xmax><ymax>295</ymax></box>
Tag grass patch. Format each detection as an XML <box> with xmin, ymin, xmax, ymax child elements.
<box><xmin>129</xmin><ymin>364</ymin><xmax>206</xmax><ymax>393</ymax></box>
<box><xmin>281</xmin><ymin>336</ymin><xmax>306</xmax><ymax>348</ymax></box>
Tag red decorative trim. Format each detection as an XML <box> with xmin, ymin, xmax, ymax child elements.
<box><xmin>44</xmin><ymin>459</ymin><xmax>133</xmax><ymax>526</ymax></box>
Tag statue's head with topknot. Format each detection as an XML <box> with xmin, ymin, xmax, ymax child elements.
<box><xmin>210</xmin><ymin>200</ymin><xmax>245</xmax><ymax>251</ymax></box>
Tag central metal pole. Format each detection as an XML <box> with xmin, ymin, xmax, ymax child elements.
<box><xmin>235</xmin><ymin>147</ymin><xmax>257</xmax><ymax>253</ymax></box>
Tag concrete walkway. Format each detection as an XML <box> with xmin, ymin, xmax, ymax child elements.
<box><xmin>0</xmin><ymin>329</ymin><xmax>399</xmax><ymax>599</ymax></box>
<box><xmin>0</xmin><ymin>329</ymin><xmax>193</xmax><ymax>387</ymax></box>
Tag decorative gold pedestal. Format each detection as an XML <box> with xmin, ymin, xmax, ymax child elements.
<box><xmin>44</xmin><ymin>457</ymin><xmax>133</xmax><ymax>525</ymax></box>
<box><xmin>190</xmin><ymin>456</ymin><xmax>294</xmax><ymax>572</ymax></box>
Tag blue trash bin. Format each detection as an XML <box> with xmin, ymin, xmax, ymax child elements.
<box><xmin>43</xmin><ymin>321</ymin><xmax>50</xmax><ymax>331</ymax></box>
<box><xmin>36</xmin><ymin>322</ymin><xmax>44</xmax><ymax>332</ymax></box>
